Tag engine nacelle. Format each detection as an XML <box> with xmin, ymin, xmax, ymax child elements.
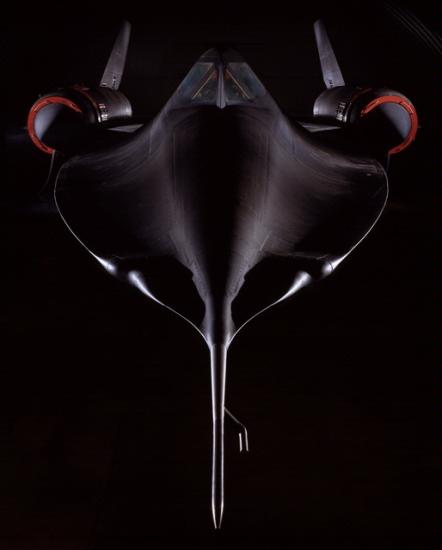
<box><xmin>27</xmin><ymin>86</ymin><xmax>132</xmax><ymax>154</ymax></box>
<box><xmin>313</xmin><ymin>86</ymin><xmax>418</xmax><ymax>154</ymax></box>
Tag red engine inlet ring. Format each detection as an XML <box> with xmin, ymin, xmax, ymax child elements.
<box><xmin>27</xmin><ymin>96</ymin><xmax>83</xmax><ymax>154</ymax></box>
<box><xmin>360</xmin><ymin>95</ymin><xmax>418</xmax><ymax>155</ymax></box>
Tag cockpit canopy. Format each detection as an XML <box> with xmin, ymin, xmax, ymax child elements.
<box><xmin>175</xmin><ymin>50</ymin><xmax>266</xmax><ymax>109</ymax></box>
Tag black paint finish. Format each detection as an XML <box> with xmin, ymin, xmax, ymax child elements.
<box><xmin>1</xmin><ymin>4</ymin><xmax>439</xmax><ymax>548</ymax></box>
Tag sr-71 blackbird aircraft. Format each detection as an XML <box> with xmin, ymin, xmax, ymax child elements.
<box><xmin>25</xmin><ymin>19</ymin><xmax>417</xmax><ymax>528</ymax></box>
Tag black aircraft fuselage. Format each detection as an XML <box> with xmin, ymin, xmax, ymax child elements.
<box><xmin>25</xmin><ymin>22</ymin><xmax>418</xmax><ymax>528</ymax></box>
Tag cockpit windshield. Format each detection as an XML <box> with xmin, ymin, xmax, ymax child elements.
<box><xmin>176</xmin><ymin>54</ymin><xmax>266</xmax><ymax>108</ymax></box>
<box><xmin>224</xmin><ymin>62</ymin><xmax>265</xmax><ymax>102</ymax></box>
<box><xmin>179</xmin><ymin>62</ymin><xmax>218</xmax><ymax>103</ymax></box>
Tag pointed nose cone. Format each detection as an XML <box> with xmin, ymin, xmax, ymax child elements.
<box><xmin>211</xmin><ymin>428</ymin><xmax>225</xmax><ymax>530</ymax></box>
<box><xmin>212</xmin><ymin>497</ymin><xmax>224</xmax><ymax>529</ymax></box>
<box><xmin>210</xmin><ymin>343</ymin><xmax>226</xmax><ymax>529</ymax></box>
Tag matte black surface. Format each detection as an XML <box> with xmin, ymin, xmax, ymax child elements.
<box><xmin>53</xmin><ymin>43</ymin><xmax>391</xmax><ymax>527</ymax></box>
<box><xmin>1</xmin><ymin>3</ymin><xmax>440</xmax><ymax>548</ymax></box>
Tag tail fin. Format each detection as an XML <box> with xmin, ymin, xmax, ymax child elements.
<box><xmin>100</xmin><ymin>21</ymin><xmax>131</xmax><ymax>90</ymax></box>
<box><xmin>313</xmin><ymin>19</ymin><xmax>345</xmax><ymax>89</ymax></box>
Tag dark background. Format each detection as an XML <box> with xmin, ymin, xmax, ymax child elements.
<box><xmin>1</xmin><ymin>2</ymin><xmax>440</xmax><ymax>548</ymax></box>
